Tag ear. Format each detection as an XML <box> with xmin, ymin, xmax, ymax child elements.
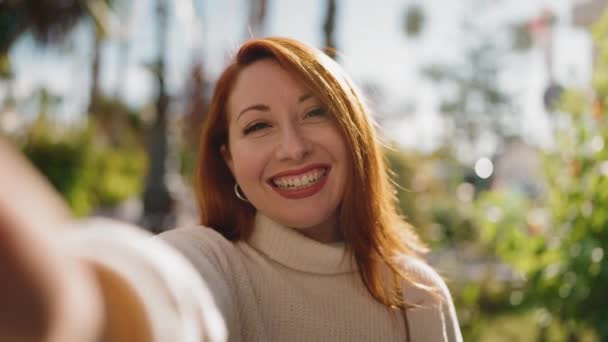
<box><xmin>220</xmin><ymin>144</ymin><xmax>235</xmax><ymax>175</ymax></box>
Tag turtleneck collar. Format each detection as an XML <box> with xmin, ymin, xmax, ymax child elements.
<box><xmin>246</xmin><ymin>213</ymin><xmax>357</xmax><ymax>275</ymax></box>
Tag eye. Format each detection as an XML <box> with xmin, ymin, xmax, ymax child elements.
<box><xmin>243</xmin><ymin>122</ymin><xmax>271</xmax><ymax>135</ymax></box>
<box><xmin>305</xmin><ymin>107</ymin><xmax>327</xmax><ymax>118</ymax></box>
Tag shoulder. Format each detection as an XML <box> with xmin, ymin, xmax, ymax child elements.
<box><xmin>158</xmin><ymin>226</ymin><xmax>246</xmax><ymax>336</ymax></box>
<box><xmin>157</xmin><ymin>226</ymin><xmax>239</xmax><ymax>273</ymax></box>
<box><xmin>395</xmin><ymin>255</ymin><xmax>452</xmax><ymax>307</ymax></box>
<box><xmin>158</xmin><ymin>225</ymin><xmax>232</xmax><ymax>250</ymax></box>
<box><xmin>397</xmin><ymin>255</ymin><xmax>463</xmax><ymax>342</ymax></box>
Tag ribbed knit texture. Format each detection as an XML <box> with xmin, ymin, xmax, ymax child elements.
<box><xmin>159</xmin><ymin>214</ymin><xmax>463</xmax><ymax>342</ymax></box>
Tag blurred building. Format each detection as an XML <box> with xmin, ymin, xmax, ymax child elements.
<box><xmin>573</xmin><ymin>0</ymin><xmax>608</xmax><ymax>65</ymax></box>
<box><xmin>490</xmin><ymin>138</ymin><xmax>544</xmax><ymax>199</ymax></box>
<box><xmin>573</xmin><ymin>0</ymin><xmax>608</xmax><ymax>27</ymax></box>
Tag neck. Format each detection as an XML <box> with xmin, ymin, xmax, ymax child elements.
<box><xmin>248</xmin><ymin>213</ymin><xmax>357</xmax><ymax>274</ymax></box>
<box><xmin>294</xmin><ymin>217</ymin><xmax>342</xmax><ymax>243</ymax></box>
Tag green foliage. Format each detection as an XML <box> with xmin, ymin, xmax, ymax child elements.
<box><xmin>22</xmin><ymin>122</ymin><xmax>94</xmax><ymax>215</ymax></box>
<box><xmin>474</xmin><ymin>191</ymin><xmax>546</xmax><ymax>274</ymax></box>
<box><xmin>391</xmin><ymin>5</ymin><xmax>608</xmax><ymax>341</ymax></box>
<box><xmin>473</xmin><ymin>310</ymin><xmax>598</xmax><ymax>341</ymax></box>
<box><xmin>0</xmin><ymin>54</ymin><xmax>12</xmax><ymax>79</ymax></box>
<box><xmin>532</xmin><ymin>108</ymin><xmax>608</xmax><ymax>338</ymax></box>
<box><xmin>384</xmin><ymin>147</ymin><xmax>419</xmax><ymax>224</ymax></box>
<box><xmin>448</xmin><ymin>164</ymin><xmax>603</xmax><ymax>340</ymax></box>
<box><xmin>20</xmin><ymin>117</ymin><xmax>146</xmax><ymax>216</ymax></box>
<box><xmin>559</xmin><ymin>90</ymin><xmax>588</xmax><ymax>118</ymax></box>
<box><xmin>470</xmin><ymin>9</ymin><xmax>608</xmax><ymax>340</ymax></box>
<box><xmin>527</xmin><ymin>10</ymin><xmax>608</xmax><ymax>339</ymax></box>
<box><xmin>90</xmin><ymin>145</ymin><xmax>146</xmax><ymax>206</ymax></box>
<box><xmin>443</xmin><ymin>190</ymin><xmax>533</xmax><ymax>340</ymax></box>
<box><xmin>384</xmin><ymin>146</ymin><xmax>477</xmax><ymax>246</ymax></box>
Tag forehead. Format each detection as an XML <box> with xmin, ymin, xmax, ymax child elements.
<box><xmin>227</xmin><ymin>59</ymin><xmax>311</xmax><ymax>115</ymax></box>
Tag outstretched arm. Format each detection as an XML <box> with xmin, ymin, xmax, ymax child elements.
<box><xmin>0</xmin><ymin>137</ymin><xmax>226</xmax><ymax>341</ymax></box>
<box><xmin>0</xmin><ymin>137</ymin><xmax>103</xmax><ymax>342</ymax></box>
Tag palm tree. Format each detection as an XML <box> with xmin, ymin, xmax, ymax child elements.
<box><xmin>322</xmin><ymin>0</ymin><xmax>337</xmax><ymax>59</ymax></box>
<box><xmin>86</xmin><ymin>0</ymin><xmax>118</xmax><ymax>116</ymax></box>
<box><xmin>245</xmin><ymin>0</ymin><xmax>267</xmax><ymax>38</ymax></box>
<box><xmin>87</xmin><ymin>20</ymin><xmax>104</xmax><ymax>116</ymax></box>
<box><xmin>0</xmin><ymin>0</ymin><xmax>89</xmax><ymax>56</ymax></box>
<box><xmin>113</xmin><ymin>0</ymin><xmax>136</xmax><ymax>100</ymax></box>
<box><xmin>0</xmin><ymin>0</ymin><xmax>116</xmax><ymax>119</ymax></box>
<box><xmin>142</xmin><ymin>0</ymin><xmax>173</xmax><ymax>232</ymax></box>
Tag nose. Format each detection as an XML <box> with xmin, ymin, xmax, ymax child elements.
<box><xmin>275</xmin><ymin>124</ymin><xmax>312</xmax><ymax>162</ymax></box>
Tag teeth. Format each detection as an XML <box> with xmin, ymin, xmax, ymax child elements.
<box><xmin>272</xmin><ymin>168</ymin><xmax>326</xmax><ymax>190</ymax></box>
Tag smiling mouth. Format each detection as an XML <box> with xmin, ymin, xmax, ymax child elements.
<box><xmin>270</xmin><ymin>167</ymin><xmax>329</xmax><ymax>190</ymax></box>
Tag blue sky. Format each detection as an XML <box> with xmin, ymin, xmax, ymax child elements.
<box><xmin>5</xmin><ymin>0</ymin><xmax>592</xmax><ymax>155</ymax></box>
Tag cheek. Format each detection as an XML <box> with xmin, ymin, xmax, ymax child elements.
<box><xmin>230</xmin><ymin>142</ymin><xmax>269</xmax><ymax>182</ymax></box>
<box><xmin>324</xmin><ymin>127</ymin><xmax>350</xmax><ymax>165</ymax></box>
<box><xmin>329</xmin><ymin>131</ymin><xmax>351</xmax><ymax>186</ymax></box>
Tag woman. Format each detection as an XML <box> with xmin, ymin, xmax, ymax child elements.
<box><xmin>0</xmin><ymin>37</ymin><xmax>461</xmax><ymax>341</ymax></box>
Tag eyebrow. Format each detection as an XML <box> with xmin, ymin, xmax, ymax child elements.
<box><xmin>237</xmin><ymin>104</ymin><xmax>269</xmax><ymax>121</ymax></box>
<box><xmin>236</xmin><ymin>93</ymin><xmax>314</xmax><ymax>121</ymax></box>
<box><xmin>298</xmin><ymin>93</ymin><xmax>313</xmax><ymax>102</ymax></box>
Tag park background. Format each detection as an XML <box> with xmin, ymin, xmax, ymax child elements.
<box><xmin>1</xmin><ymin>0</ymin><xmax>608</xmax><ymax>340</ymax></box>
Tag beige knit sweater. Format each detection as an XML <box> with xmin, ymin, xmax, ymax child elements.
<box><xmin>63</xmin><ymin>215</ymin><xmax>462</xmax><ymax>342</ymax></box>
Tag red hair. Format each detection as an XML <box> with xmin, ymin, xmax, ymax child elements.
<box><xmin>196</xmin><ymin>37</ymin><xmax>428</xmax><ymax>308</ymax></box>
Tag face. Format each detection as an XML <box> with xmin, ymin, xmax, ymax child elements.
<box><xmin>222</xmin><ymin>59</ymin><xmax>349</xmax><ymax>243</ymax></box>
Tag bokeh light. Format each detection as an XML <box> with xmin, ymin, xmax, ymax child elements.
<box><xmin>474</xmin><ymin>157</ymin><xmax>494</xmax><ymax>179</ymax></box>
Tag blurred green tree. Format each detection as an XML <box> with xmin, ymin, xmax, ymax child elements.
<box><xmin>527</xmin><ymin>27</ymin><xmax>608</xmax><ymax>339</ymax></box>
<box><xmin>21</xmin><ymin>114</ymin><xmax>146</xmax><ymax>216</ymax></box>
<box><xmin>384</xmin><ymin>146</ymin><xmax>478</xmax><ymax>246</ymax></box>
<box><xmin>475</xmin><ymin>9</ymin><xmax>608</xmax><ymax>341</ymax></box>
<box><xmin>420</xmin><ymin>0</ymin><xmax>521</xmax><ymax>159</ymax></box>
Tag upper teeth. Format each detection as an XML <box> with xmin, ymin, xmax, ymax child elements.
<box><xmin>272</xmin><ymin>168</ymin><xmax>326</xmax><ymax>189</ymax></box>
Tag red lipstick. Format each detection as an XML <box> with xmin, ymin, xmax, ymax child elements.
<box><xmin>268</xmin><ymin>164</ymin><xmax>330</xmax><ymax>200</ymax></box>
<box><xmin>269</xmin><ymin>164</ymin><xmax>329</xmax><ymax>179</ymax></box>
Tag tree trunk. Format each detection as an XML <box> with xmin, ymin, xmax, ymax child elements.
<box><xmin>142</xmin><ymin>0</ymin><xmax>173</xmax><ymax>232</ymax></box>
<box><xmin>323</xmin><ymin>0</ymin><xmax>337</xmax><ymax>59</ymax></box>
<box><xmin>88</xmin><ymin>22</ymin><xmax>102</xmax><ymax>116</ymax></box>
<box><xmin>114</xmin><ymin>0</ymin><xmax>134</xmax><ymax>100</ymax></box>
<box><xmin>184</xmin><ymin>63</ymin><xmax>208</xmax><ymax>147</ymax></box>
<box><xmin>246</xmin><ymin>0</ymin><xmax>267</xmax><ymax>38</ymax></box>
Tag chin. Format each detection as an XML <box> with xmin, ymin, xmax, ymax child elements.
<box><xmin>267</xmin><ymin>209</ymin><xmax>336</xmax><ymax>230</ymax></box>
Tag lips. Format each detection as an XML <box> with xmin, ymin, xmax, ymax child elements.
<box><xmin>268</xmin><ymin>164</ymin><xmax>330</xmax><ymax>199</ymax></box>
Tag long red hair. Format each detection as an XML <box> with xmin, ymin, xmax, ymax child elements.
<box><xmin>196</xmin><ymin>37</ymin><xmax>428</xmax><ymax>308</ymax></box>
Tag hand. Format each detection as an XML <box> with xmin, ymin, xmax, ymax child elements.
<box><xmin>0</xmin><ymin>138</ymin><xmax>103</xmax><ymax>342</ymax></box>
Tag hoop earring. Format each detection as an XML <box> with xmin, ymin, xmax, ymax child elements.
<box><xmin>234</xmin><ymin>183</ymin><xmax>249</xmax><ymax>202</ymax></box>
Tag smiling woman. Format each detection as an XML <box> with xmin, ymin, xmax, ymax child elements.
<box><xmin>0</xmin><ymin>37</ymin><xmax>462</xmax><ymax>342</ymax></box>
<box><xmin>188</xmin><ymin>37</ymin><xmax>462</xmax><ymax>341</ymax></box>
<box><xmin>221</xmin><ymin>58</ymin><xmax>349</xmax><ymax>242</ymax></box>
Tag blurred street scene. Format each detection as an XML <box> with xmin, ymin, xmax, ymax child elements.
<box><xmin>1</xmin><ymin>0</ymin><xmax>607</xmax><ymax>340</ymax></box>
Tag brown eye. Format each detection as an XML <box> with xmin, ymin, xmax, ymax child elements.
<box><xmin>305</xmin><ymin>107</ymin><xmax>327</xmax><ymax>118</ymax></box>
<box><xmin>243</xmin><ymin>122</ymin><xmax>271</xmax><ymax>135</ymax></box>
